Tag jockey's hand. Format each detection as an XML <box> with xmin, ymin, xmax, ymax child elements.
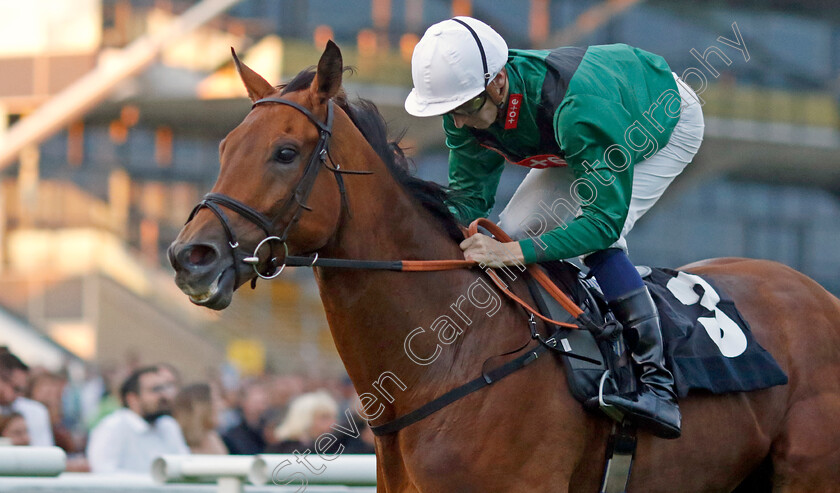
<box><xmin>460</xmin><ymin>234</ymin><xmax>525</xmax><ymax>268</ymax></box>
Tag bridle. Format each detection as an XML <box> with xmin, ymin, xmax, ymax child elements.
<box><xmin>185</xmin><ymin>96</ymin><xmax>370</xmax><ymax>286</ymax></box>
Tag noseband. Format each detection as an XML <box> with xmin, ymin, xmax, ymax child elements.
<box><xmin>186</xmin><ymin>97</ymin><xmax>368</xmax><ymax>285</ymax></box>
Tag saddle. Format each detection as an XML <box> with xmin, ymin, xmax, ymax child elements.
<box><xmin>526</xmin><ymin>261</ymin><xmax>788</xmax><ymax>404</ymax></box>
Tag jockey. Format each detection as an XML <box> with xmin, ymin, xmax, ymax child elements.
<box><xmin>404</xmin><ymin>17</ymin><xmax>704</xmax><ymax>439</ymax></box>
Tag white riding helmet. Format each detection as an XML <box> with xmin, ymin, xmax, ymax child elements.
<box><xmin>404</xmin><ymin>16</ymin><xmax>508</xmax><ymax>117</ymax></box>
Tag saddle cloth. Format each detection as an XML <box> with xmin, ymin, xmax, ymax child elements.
<box><xmin>643</xmin><ymin>267</ymin><xmax>788</xmax><ymax>398</ymax></box>
<box><xmin>531</xmin><ymin>262</ymin><xmax>789</xmax><ymax>402</ymax></box>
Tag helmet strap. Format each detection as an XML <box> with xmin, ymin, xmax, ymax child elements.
<box><xmin>451</xmin><ymin>18</ymin><xmax>492</xmax><ymax>88</ymax></box>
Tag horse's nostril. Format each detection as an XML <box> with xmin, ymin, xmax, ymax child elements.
<box><xmin>182</xmin><ymin>244</ymin><xmax>218</xmax><ymax>268</ymax></box>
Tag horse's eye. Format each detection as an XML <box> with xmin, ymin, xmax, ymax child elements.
<box><xmin>273</xmin><ymin>147</ymin><xmax>298</xmax><ymax>164</ymax></box>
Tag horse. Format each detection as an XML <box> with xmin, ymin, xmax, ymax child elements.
<box><xmin>168</xmin><ymin>41</ymin><xmax>840</xmax><ymax>492</ymax></box>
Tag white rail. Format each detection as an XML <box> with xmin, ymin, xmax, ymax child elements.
<box><xmin>0</xmin><ymin>473</ymin><xmax>376</xmax><ymax>492</ymax></box>
<box><xmin>0</xmin><ymin>450</ymin><xmax>377</xmax><ymax>492</ymax></box>
<box><xmin>251</xmin><ymin>454</ymin><xmax>377</xmax><ymax>486</ymax></box>
<box><xmin>0</xmin><ymin>446</ymin><xmax>66</xmax><ymax>477</ymax></box>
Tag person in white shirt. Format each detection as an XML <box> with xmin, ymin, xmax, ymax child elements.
<box><xmin>87</xmin><ymin>366</ymin><xmax>189</xmax><ymax>474</ymax></box>
<box><xmin>0</xmin><ymin>348</ymin><xmax>54</xmax><ymax>446</ymax></box>
<box><xmin>12</xmin><ymin>397</ymin><xmax>54</xmax><ymax>446</ymax></box>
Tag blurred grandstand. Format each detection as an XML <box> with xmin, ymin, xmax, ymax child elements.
<box><xmin>0</xmin><ymin>0</ymin><xmax>838</xmax><ymax>378</ymax></box>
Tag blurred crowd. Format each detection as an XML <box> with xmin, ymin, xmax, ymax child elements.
<box><xmin>0</xmin><ymin>347</ymin><xmax>375</xmax><ymax>474</ymax></box>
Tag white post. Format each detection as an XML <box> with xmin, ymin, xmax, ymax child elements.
<box><xmin>217</xmin><ymin>476</ymin><xmax>243</xmax><ymax>493</ymax></box>
<box><xmin>151</xmin><ymin>455</ymin><xmax>255</xmax><ymax>484</ymax></box>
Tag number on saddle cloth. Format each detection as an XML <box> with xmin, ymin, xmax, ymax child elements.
<box><xmin>665</xmin><ymin>271</ymin><xmax>747</xmax><ymax>358</ymax></box>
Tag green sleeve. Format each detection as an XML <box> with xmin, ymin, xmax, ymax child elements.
<box><xmin>518</xmin><ymin>95</ymin><xmax>635</xmax><ymax>263</ymax></box>
<box><xmin>443</xmin><ymin>115</ymin><xmax>506</xmax><ymax>225</ymax></box>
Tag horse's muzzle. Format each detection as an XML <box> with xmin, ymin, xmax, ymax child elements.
<box><xmin>168</xmin><ymin>240</ymin><xmax>235</xmax><ymax>310</ymax></box>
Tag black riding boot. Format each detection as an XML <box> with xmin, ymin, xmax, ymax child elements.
<box><xmin>600</xmin><ymin>286</ymin><xmax>682</xmax><ymax>439</ymax></box>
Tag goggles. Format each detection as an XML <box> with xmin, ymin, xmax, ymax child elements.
<box><xmin>448</xmin><ymin>92</ymin><xmax>489</xmax><ymax>116</ymax></box>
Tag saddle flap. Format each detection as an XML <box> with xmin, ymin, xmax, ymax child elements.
<box><xmin>525</xmin><ymin>261</ymin><xmax>611</xmax><ymax>403</ymax></box>
<box><xmin>540</xmin><ymin>291</ymin><xmax>604</xmax><ymax>371</ymax></box>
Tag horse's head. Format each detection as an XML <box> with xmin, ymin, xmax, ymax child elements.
<box><xmin>168</xmin><ymin>41</ymin><xmax>347</xmax><ymax>309</ymax></box>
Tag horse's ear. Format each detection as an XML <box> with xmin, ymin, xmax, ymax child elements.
<box><xmin>231</xmin><ymin>47</ymin><xmax>274</xmax><ymax>102</ymax></box>
<box><xmin>310</xmin><ymin>40</ymin><xmax>343</xmax><ymax>103</ymax></box>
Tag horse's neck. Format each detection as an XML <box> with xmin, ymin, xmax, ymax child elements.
<box><xmin>315</xmin><ymin>159</ymin><xmax>466</xmax><ymax>373</ymax></box>
<box><xmin>317</xmin><ymin>111</ymin><xmax>463</xmax><ymax>268</ymax></box>
<box><xmin>312</xmin><ymin>121</ymin><xmax>525</xmax><ymax>416</ymax></box>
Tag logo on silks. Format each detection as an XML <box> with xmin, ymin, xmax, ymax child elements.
<box><xmin>513</xmin><ymin>154</ymin><xmax>567</xmax><ymax>169</ymax></box>
<box><xmin>505</xmin><ymin>93</ymin><xmax>522</xmax><ymax>129</ymax></box>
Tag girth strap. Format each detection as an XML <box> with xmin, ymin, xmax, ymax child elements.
<box><xmin>370</xmin><ymin>334</ymin><xmax>548</xmax><ymax>436</ymax></box>
<box><xmin>369</xmin><ymin>321</ymin><xmax>601</xmax><ymax>436</ymax></box>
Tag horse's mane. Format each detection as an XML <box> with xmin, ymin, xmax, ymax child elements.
<box><xmin>279</xmin><ymin>68</ymin><xmax>465</xmax><ymax>243</ymax></box>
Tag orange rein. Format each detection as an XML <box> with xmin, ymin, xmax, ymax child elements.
<box><xmin>401</xmin><ymin>218</ymin><xmax>583</xmax><ymax>329</ymax></box>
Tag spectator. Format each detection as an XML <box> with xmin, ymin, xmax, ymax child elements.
<box><xmin>155</xmin><ymin>363</ymin><xmax>181</xmax><ymax>404</ymax></box>
<box><xmin>0</xmin><ymin>362</ymin><xmax>17</xmax><ymax>412</ymax></box>
<box><xmin>28</xmin><ymin>372</ymin><xmax>69</xmax><ymax>447</ymax></box>
<box><xmin>266</xmin><ymin>391</ymin><xmax>338</xmax><ymax>454</ymax></box>
<box><xmin>265</xmin><ymin>374</ymin><xmax>305</xmax><ymax>410</ymax></box>
<box><xmin>336</xmin><ymin>410</ymin><xmax>376</xmax><ymax>454</ymax></box>
<box><xmin>335</xmin><ymin>376</ymin><xmax>359</xmax><ymax>412</ymax></box>
<box><xmin>86</xmin><ymin>366</ymin><xmax>189</xmax><ymax>473</ymax></box>
<box><xmin>79</xmin><ymin>363</ymin><xmax>106</xmax><ymax>430</ymax></box>
<box><xmin>259</xmin><ymin>407</ymin><xmax>287</xmax><ymax>451</ymax></box>
<box><xmin>0</xmin><ymin>412</ymin><xmax>30</xmax><ymax>446</ymax></box>
<box><xmin>87</xmin><ymin>363</ymin><xmax>126</xmax><ymax>430</ymax></box>
<box><xmin>222</xmin><ymin>379</ymin><xmax>269</xmax><ymax>455</ymax></box>
<box><xmin>172</xmin><ymin>383</ymin><xmax>227</xmax><ymax>454</ymax></box>
<box><xmin>0</xmin><ymin>348</ymin><xmax>54</xmax><ymax>446</ymax></box>
<box><xmin>29</xmin><ymin>371</ymin><xmax>91</xmax><ymax>472</ymax></box>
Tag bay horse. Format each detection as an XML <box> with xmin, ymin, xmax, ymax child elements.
<box><xmin>168</xmin><ymin>41</ymin><xmax>840</xmax><ymax>492</ymax></box>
